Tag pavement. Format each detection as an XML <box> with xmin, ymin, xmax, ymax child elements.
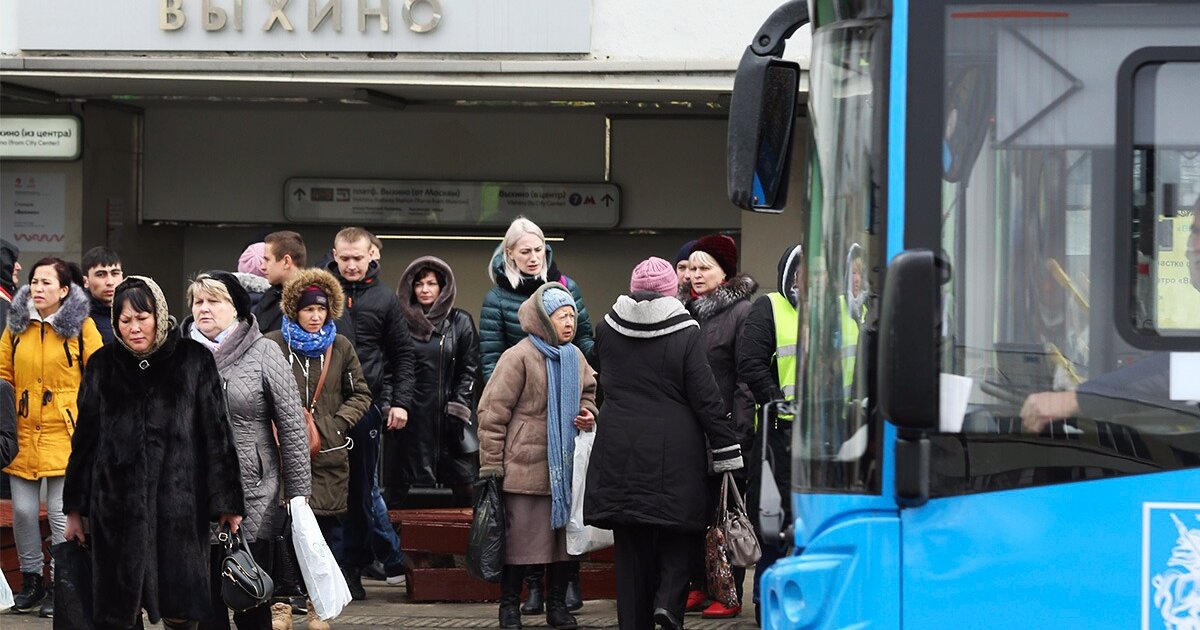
<box><xmin>2</xmin><ymin>581</ymin><xmax>760</xmax><ymax>629</ymax></box>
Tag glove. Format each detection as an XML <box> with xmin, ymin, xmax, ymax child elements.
<box><xmin>479</xmin><ymin>466</ymin><xmax>504</xmax><ymax>479</ymax></box>
<box><xmin>711</xmin><ymin>444</ymin><xmax>744</xmax><ymax>473</ymax></box>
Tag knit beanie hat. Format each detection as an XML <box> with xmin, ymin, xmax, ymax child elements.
<box><xmin>630</xmin><ymin>257</ymin><xmax>678</xmax><ymax>297</ymax></box>
<box><xmin>675</xmin><ymin>239</ymin><xmax>697</xmax><ymax>264</ymax></box>
<box><xmin>692</xmin><ymin>234</ymin><xmax>739</xmax><ymax>278</ymax></box>
<box><xmin>237</xmin><ymin>242</ymin><xmax>267</xmax><ymax>278</ymax></box>
<box><xmin>296</xmin><ymin>285</ymin><xmax>329</xmax><ymax>311</ymax></box>
<box><xmin>541</xmin><ymin>286</ymin><xmax>575</xmax><ymax>316</ymax></box>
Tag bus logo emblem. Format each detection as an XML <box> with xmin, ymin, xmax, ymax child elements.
<box><xmin>1143</xmin><ymin>502</ymin><xmax>1200</xmax><ymax>629</ymax></box>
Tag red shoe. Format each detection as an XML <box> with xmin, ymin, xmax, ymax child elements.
<box><xmin>684</xmin><ymin>590</ymin><xmax>708</xmax><ymax>613</ymax></box>
<box><xmin>701</xmin><ymin>602</ymin><xmax>742</xmax><ymax>619</ymax></box>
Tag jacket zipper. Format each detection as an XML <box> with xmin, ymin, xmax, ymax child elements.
<box><xmin>436</xmin><ymin>330</ymin><xmax>447</xmax><ymax>470</ymax></box>
<box><xmin>65</xmin><ymin>408</ymin><xmax>75</xmax><ymax>432</ymax></box>
<box><xmin>63</xmin><ymin>340</ymin><xmax>74</xmax><ymax>368</ymax></box>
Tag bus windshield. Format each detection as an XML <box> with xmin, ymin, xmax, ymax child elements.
<box><xmin>795</xmin><ymin>21</ymin><xmax>886</xmax><ymax>495</ymax></box>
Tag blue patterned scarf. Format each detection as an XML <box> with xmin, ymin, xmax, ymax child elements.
<box><xmin>529</xmin><ymin>333</ymin><xmax>580</xmax><ymax>530</ymax></box>
<box><xmin>282</xmin><ymin>316</ymin><xmax>337</xmax><ymax>358</ymax></box>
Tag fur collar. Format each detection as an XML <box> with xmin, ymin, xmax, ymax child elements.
<box><xmin>280</xmin><ymin>267</ymin><xmax>345</xmax><ymax>322</ymax></box>
<box><xmin>398</xmin><ymin>256</ymin><xmax>456</xmax><ymax>342</ymax></box>
<box><xmin>604</xmin><ymin>293</ymin><xmax>697</xmax><ymax>339</ymax></box>
<box><xmin>233</xmin><ymin>272</ymin><xmax>271</xmax><ymax>296</ymax></box>
<box><xmin>6</xmin><ymin>283</ymin><xmax>92</xmax><ymax>338</ymax></box>
<box><xmin>680</xmin><ymin>274</ymin><xmax>758</xmax><ymax>324</ymax></box>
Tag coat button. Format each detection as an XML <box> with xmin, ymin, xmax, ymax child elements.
<box><xmin>35</xmin><ymin>425</ymin><xmax>41</xmax><ymax>431</ymax></box>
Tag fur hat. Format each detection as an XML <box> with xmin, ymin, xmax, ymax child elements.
<box><xmin>692</xmin><ymin>234</ymin><xmax>739</xmax><ymax>278</ymax></box>
<box><xmin>237</xmin><ymin>242</ymin><xmax>267</xmax><ymax>278</ymax></box>
<box><xmin>281</xmin><ymin>268</ymin><xmax>345</xmax><ymax>322</ymax></box>
<box><xmin>198</xmin><ymin>270</ymin><xmax>253</xmax><ymax>323</ymax></box>
<box><xmin>630</xmin><ymin>257</ymin><xmax>678</xmax><ymax>297</ymax></box>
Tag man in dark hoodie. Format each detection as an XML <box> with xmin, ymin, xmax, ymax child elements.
<box><xmin>328</xmin><ymin>226</ymin><xmax>416</xmax><ymax>598</ymax></box>
<box><xmin>253</xmin><ymin>230</ymin><xmax>307</xmax><ymax>332</ymax></box>
<box><xmin>0</xmin><ymin>238</ymin><xmax>19</xmax><ymax>331</ymax></box>
<box><xmin>736</xmin><ymin>243</ymin><xmax>803</xmax><ymax>622</ymax></box>
<box><xmin>81</xmin><ymin>246</ymin><xmax>124</xmax><ymax>344</ymax></box>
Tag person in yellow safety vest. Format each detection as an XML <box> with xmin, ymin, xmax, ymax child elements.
<box><xmin>736</xmin><ymin>244</ymin><xmax>803</xmax><ymax>625</ymax></box>
<box><xmin>839</xmin><ymin>243</ymin><xmax>868</xmax><ymax>401</ymax></box>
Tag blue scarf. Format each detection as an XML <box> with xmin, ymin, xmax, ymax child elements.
<box><xmin>529</xmin><ymin>334</ymin><xmax>580</xmax><ymax>530</ymax></box>
<box><xmin>282</xmin><ymin>316</ymin><xmax>337</xmax><ymax>358</ymax></box>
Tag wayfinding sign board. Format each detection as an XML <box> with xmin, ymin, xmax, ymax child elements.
<box><xmin>0</xmin><ymin>117</ymin><xmax>82</xmax><ymax>161</ymax></box>
<box><xmin>284</xmin><ymin>179</ymin><xmax>620</xmax><ymax>229</ymax></box>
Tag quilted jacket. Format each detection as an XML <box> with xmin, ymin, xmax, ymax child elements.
<box><xmin>479</xmin><ymin>245</ymin><xmax>594</xmax><ymax>381</ymax></box>
<box><xmin>182</xmin><ymin>316</ymin><xmax>311</xmax><ymax>542</ymax></box>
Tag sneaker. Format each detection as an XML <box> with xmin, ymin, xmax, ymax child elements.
<box><xmin>11</xmin><ymin>571</ymin><xmax>46</xmax><ymax>613</ymax></box>
<box><xmin>305</xmin><ymin>600</ymin><xmax>331</xmax><ymax>630</ymax></box>
<box><xmin>289</xmin><ymin>596</ymin><xmax>308</xmax><ymax>616</ymax></box>
<box><xmin>385</xmin><ymin>572</ymin><xmax>407</xmax><ymax>586</ymax></box>
<box><xmin>271</xmin><ymin>602</ymin><xmax>294</xmax><ymax>630</ymax></box>
<box><xmin>700</xmin><ymin>602</ymin><xmax>742</xmax><ymax>619</ymax></box>
<box><xmin>38</xmin><ymin>585</ymin><xmax>54</xmax><ymax>618</ymax></box>
<box><xmin>684</xmin><ymin>590</ymin><xmax>707</xmax><ymax>613</ymax></box>
<box><xmin>362</xmin><ymin>560</ymin><xmax>387</xmax><ymax>581</ymax></box>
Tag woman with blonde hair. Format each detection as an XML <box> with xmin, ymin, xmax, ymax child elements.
<box><xmin>181</xmin><ymin>270</ymin><xmax>312</xmax><ymax>630</ymax></box>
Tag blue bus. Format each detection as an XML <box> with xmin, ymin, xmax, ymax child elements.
<box><xmin>726</xmin><ymin>1</ymin><xmax>1200</xmax><ymax>628</ymax></box>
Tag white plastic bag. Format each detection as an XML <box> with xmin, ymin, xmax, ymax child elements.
<box><xmin>0</xmin><ymin>569</ymin><xmax>13</xmax><ymax>607</ymax></box>
<box><xmin>566</xmin><ymin>430</ymin><xmax>614</xmax><ymax>555</ymax></box>
<box><xmin>290</xmin><ymin>496</ymin><xmax>352</xmax><ymax>620</ymax></box>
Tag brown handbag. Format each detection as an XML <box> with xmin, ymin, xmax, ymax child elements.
<box><xmin>301</xmin><ymin>346</ymin><xmax>333</xmax><ymax>457</ymax></box>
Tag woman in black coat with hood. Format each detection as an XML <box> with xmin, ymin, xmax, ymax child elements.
<box><xmin>63</xmin><ymin>276</ymin><xmax>245</xmax><ymax>630</ymax></box>
<box><xmin>585</xmin><ymin>257</ymin><xmax>744</xmax><ymax>630</ymax></box>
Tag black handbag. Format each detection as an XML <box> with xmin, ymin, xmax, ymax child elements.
<box><xmin>219</xmin><ymin>527</ymin><xmax>274</xmax><ymax>612</ymax></box>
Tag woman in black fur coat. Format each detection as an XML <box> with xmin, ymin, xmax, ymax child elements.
<box><xmin>63</xmin><ymin>276</ymin><xmax>245</xmax><ymax>630</ymax></box>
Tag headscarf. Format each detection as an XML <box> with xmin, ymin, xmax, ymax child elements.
<box><xmin>112</xmin><ymin>275</ymin><xmax>172</xmax><ymax>360</ymax></box>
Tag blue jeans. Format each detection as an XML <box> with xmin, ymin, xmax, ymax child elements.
<box><xmin>341</xmin><ymin>404</ymin><xmax>407</xmax><ymax>573</ymax></box>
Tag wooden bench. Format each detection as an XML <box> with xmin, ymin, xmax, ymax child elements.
<box><xmin>390</xmin><ymin>508</ymin><xmax>617</xmax><ymax>602</ymax></box>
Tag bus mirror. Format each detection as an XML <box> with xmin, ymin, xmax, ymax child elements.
<box><xmin>727</xmin><ymin>54</ymin><xmax>801</xmax><ymax>212</ymax></box>
<box><xmin>877</xmin><ymin>249</ymin><xmax>947</xmax><ymax>430</ymax></box>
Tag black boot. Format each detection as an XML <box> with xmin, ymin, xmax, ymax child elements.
<box><xmin>498</xmin><ymin>565</ymin><xmax>524</xmax><ymax>629</ymax></box>
<box><xmin>519</xmin><ymin>565</ymin><xmax>544</xmax><ymax>615</ymax></box>
<box><xmin>545</xmin><ymin>562</ymin><xmax>578</xmax><ymax>630</ymax></box>
<box><xmin>343</xmin><ymin>566</ymin><xmax>367</xmax><ymax>601</ymax></box>
<box><xmin>38</xmin><ymin>583</ymin><xmax>54</xmax><ymax>618</ymax></box>
<box><xmin>564</xmin><ymin>561</ymin><xmax>582</xmax><ymax>611</ymax></box>
<box><xmin>11</xmin><ymin>571</ymin><xmax>45</xmax><ymax>613</ymax></box>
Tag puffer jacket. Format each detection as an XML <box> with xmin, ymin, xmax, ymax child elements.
<box><xmin>479</xmin><ymin>243</ymin><xmax>594</xmax><ymax>381</ymax></box>
<box><xmin>0</xmin><ymin>238</ymin><xmax>18</xmax><ymax>332</ymax></box>
<box><xmin>182</xmin><ymin>317</ymin><xmax>312</xmax><ymax>542</ymax></box>
<box><xmin>680</xmin><ymin>274</ymin><xmax>759</xmax><ymax>441</ymax></box>
<box><xmin>265</xmin><ymin>267</ymin><xmax>372</xmax><ymax>516</ymax></box>
<box><xmin>383</xmin><ymin>256</ymin><xmax>480</xmax><ymax>489</ymax></box>
<box><xmin>326</xmin><ymin>260</ymin><xmax>416</xmax><ymax>411</ymax></box>
<box><xmin>478</xmin><ymin>284</ymin><xmax>598</xmax><ymax>496</ymax></box>
<box><xmin>1</xmin><ymin>284</ymin><xmax>102</xmax><ymax>480</ymax></box>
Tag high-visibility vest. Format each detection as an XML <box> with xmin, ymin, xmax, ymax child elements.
<box><xmin>764</xmin><ymin>292</ymin><xmax>799</xmax><ymax>424</ymax></box>
<box><xmin>838</xmin><ymin>295</ymin><xmax>861</xmax><ymax>400</ymax></box>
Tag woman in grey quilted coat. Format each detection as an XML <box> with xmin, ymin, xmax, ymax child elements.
<box><xmin>182</xmin><ymin>270</ymin><xmax>312</xmax><ymax>630</ymax></box>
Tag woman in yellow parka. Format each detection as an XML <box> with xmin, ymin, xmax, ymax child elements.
<box><xmin>1</xmin><ymin>256</ymin><xmax>101</xmax><ymax>614</ymax></box>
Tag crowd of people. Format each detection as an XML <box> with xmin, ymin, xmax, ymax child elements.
<box><xmin>0</xmin><ymin>218</ymin><xmax>804</xmax><ymax>630</ymax></box>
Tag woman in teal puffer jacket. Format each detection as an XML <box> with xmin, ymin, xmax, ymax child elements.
<box><xmin>480</xmin><ymin>217</ymin><xmax>594</xmax><ymax>381</ymax></box>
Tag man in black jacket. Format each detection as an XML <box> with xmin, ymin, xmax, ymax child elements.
<box><xmin>328</xmin><ymin>227</ymin><xmax>416</xmax><ymax>598</ymax></box>
<box><xmin>254</xmin><ymin>230</ymin><xmax>306</xmax><ymax>332</ymax></box>
<box><xmin>736</xmin><ymin>243</ymin><xmax>803</xmax><ymax>621</ymax></box>
<box><xmin>81</xmin><ymin>246</ymin><xmax>124</xmax><ymax>344</ymax></box>
<box><xmin>0</xmin><ymin>238</ymin><xmax>19</xmax><ymax>332</ymax></box>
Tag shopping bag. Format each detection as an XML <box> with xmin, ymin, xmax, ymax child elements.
<box><xmin>704</xmin><ymin>523</ymin><xmax>739</xmax><ymax>608</ymax></box>
<box><xmin>0</xmin><ymin>571</ymin><xmax>11</xmax><ymax>608</ymax></box>
<box><xmin>566</xmin><ymin>430</ymin><xmax>613</xmax><ymax>555</ymax></box>
<box><xmin>466</xmin><ymin>476</ymin><xmax>506</xmax><ymax>582</ymax></box>
<box><xmin>289</xmin><ymin>497</ymin><xmax>351</xmax><ymax>620</ymax></box>
<box><xmin>51</xmin><ymin>540</ymin><xmax>94</xmax><ymax>630</ymax></box>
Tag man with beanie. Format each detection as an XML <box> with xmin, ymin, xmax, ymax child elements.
<box><xmin>255</xmin><ymin>230</ymin><xmax>307</xmax><ymax>333</ymax></box>
<box><xmin>0</xmin><ymin>238</ymin><xmax>19</xmax><ymax>331</ymax></box>
<box><xmin>328</xmin><ymin>226</ymin><xmax>416</xmax><ymax>598</ymax></box>
<box><xmin>736</xmin><ymin>243</ymin><xmax>803</xmax><ymax>624</ymax></box>
<box><xmin>631</xmin><ymin>256</ymin><xmax>682</xmax><ymax>298</ymax></box>
<box><xmin>674</xmin><ymin>239</ymin><xmax>697</xmax><ymax>292</ymax></box>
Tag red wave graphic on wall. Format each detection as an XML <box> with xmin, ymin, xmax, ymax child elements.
<box><xmin>12</xmin><ymin>233</ymin><xmax>65</xmax><ymax>243</ymax></box>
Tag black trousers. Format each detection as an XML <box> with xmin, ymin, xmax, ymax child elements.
<box><xmin>199</xmin><ymin>540</ymin><xmax>273</xmax><ymax>630</ymax></box>
<box><xmin>613</xmin><ymin>525</ymin><xmax>700</xmax><ymax>630</ymax></box>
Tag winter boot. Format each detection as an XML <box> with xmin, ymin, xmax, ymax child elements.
<box><xmin>545</xmin><ymin>562</ymin><xmax>578</xmax><ymax>630</ymax></box>
<box><xmin>306</xmin><ymin>600</ymin><xmax>331</xmax><ymax>630</ymax></box>
<box><xmin>38</xmin><ymin>583</ymin><xmax>54</xmax><ymax>618</ymax></box>
<box><xmin>343</xmin><ymin>567</ymin><xmax>367</xmax><ymax>601</ymax></box>
<box><xmin>499</xmin><ymin>565</ymin><xmax>524</xmax><ymax>629</ymax></box>
<box><xmin>271</xmin><ymin>602</ymin><xmax>294</xmax><ymax>630</ymax></box>
<box><xmin>11</xmin><ymin>571</ymin><xmax>46</xmax><ymax>613</ymax></box>
<box><xmin>519</xmin><ymin>565</ymin><xmax>544</xmax><ymax>615</ymax></box>
<box><xmin>564</xmin><ymin>561</ymin><xmax>582</xmax><ymax>612</ymax></box>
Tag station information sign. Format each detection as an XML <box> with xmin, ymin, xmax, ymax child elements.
<box><xmin>284</xmin><ymin>179</ymin><xmax>620</xmax><ymax>229</ymax></box>
<box><xmin>0</xmin><ymin>117</ymin><xmax>82</xmax><ymax>161</ymax></box>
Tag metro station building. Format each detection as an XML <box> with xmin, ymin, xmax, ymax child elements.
<box><xmin>1</xmin><ymin>0</ymin><xmax>810</xmax><ymax>310</ymax></box>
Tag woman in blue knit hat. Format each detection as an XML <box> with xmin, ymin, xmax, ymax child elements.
<box><xmin>477</xmin><ymin>283</ymin><xmax>598</xmax><ymax>630</ymax></box>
